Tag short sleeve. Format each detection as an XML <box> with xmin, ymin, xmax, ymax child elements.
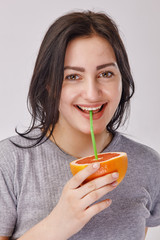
<box><xmin>146</xmin><ymin>151</ymin><xmax>160</xmax><ymax>227</ymax></box>
<box><xmin>0</xmin><ymin>168</ymin><xmax>17</xmax><ymax>236</ymax></box>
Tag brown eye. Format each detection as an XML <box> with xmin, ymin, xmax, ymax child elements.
<box><xmin>99</xmin><ymin>71</ymin><xmax>113</xmax><ymax>78</ymax></box>
<box><xmin>66</xmin><ymin>74</ymin><xmax>80</xmax><ymax>80</ymax></box>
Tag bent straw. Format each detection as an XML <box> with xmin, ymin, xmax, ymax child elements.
<box><xmin>89</xmin><ymin>110</ymin><xmax>98</xmax><ymax>160</ymax></box>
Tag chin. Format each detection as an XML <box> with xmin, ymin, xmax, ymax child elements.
<box><xmin>93</xmin><ymin>128</ymin><xmax>106</xmax><ymax>135</ymax></box>
<box><xmin>80</xmin><ymin>126</ymin><xmax>106</xmax><ymax>136</ymax></box>
<box><xmin>80</xmin><ymin>129</ymin><xmax>91</xmax><ymax>135</ymax></box>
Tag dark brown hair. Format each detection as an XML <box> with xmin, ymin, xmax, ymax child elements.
<box><xmin>16</xmin><ymin>10</ymin><xmax>135</xmax><ymax>146</ymax></box>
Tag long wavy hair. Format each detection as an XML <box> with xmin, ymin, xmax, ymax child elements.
<box><xmin>16</xmin><ymin>10</ymin><xmax>135</xmax><ymax>147</ymax></box>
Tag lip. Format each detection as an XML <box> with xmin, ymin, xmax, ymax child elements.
<box><xmin>74</xmin><ymin>102</ymin><xmax>107</xmax><ymax>120</ymax></box>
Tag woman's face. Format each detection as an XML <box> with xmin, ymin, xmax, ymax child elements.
<box><xmin>57</xmin><ymin>35</ymin><xmax>122</xmax><ymax>135</ymax></box>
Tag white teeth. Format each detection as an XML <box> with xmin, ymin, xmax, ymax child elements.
<box><xmin>78</xmin><ymin>105</ymin><xmax>102</xmax><ymax>111</ymax></box>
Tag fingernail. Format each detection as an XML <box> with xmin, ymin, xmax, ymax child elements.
<box><xmin>92</xmin><ymin>162</ymin><xmax>100</xmax><ymax>169</ymax></box>
<box><xmin>106</xmin><ymin>199</ymin><xmax>112</xmax><ymax>205</ymax></box>
<box><xmin>112</xmin><ymin>172</ymin><xmax>119</xmax><ymax>179</ymax></box>
<box><xmin>112</xmin><ymin>181</ymin><xmax>118</xmax><ymax>187</ymax></box>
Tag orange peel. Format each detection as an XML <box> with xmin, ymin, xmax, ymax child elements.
<box><xmin>70</xmin><ymin>152</ymin><xmax>128</xmax><ymax>183</ymax></box>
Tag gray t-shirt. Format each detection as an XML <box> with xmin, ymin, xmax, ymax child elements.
<box><xmin>0</xmin><ymin>130</ymin><xmax>160</xmax><ymax>240</ymax></box>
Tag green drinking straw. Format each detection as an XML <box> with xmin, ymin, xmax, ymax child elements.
<box><xmin>89</xmin><ymin>110</ymin><xmax>98</xmax><ymax>160</ymax></box>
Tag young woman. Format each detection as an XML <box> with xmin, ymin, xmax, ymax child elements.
<box><xmin>0</xmin><ymin>11</ymin><xmax>160</xmax><ymax>240</ymax></box>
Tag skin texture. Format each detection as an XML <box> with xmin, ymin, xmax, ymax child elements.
<box><xmin>60</xmin><ymin>35</ymin><xmax>122</xmax><ymax>134</ymax></box>
<box><xmin>53</xmin><ymin>35</ymin><xmax>122</xmax><ymax>158</ymax></box>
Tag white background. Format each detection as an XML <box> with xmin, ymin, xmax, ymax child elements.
<box><xmin>0</xmin><ymin>0</ymin><xmax>160</xmax><ymax>239</ymax></box>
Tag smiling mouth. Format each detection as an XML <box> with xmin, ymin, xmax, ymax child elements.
<box><xmin>76</xmin><ymin>104</ymin><xmax>105</xmax><ymax>114</ymax></box>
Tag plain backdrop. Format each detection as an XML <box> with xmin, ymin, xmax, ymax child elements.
<box><xmin>0</xmin><ymin>0</ymin><xmax>160</xmax><ymax>239</ymax></box>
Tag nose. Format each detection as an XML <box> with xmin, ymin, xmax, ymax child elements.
<box><xmin>82</xmin><ymin>78</ymin><xmax>102</xmax><ymax>101</ymax></box>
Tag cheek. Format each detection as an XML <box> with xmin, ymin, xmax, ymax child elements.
<box><xmin>116</xmin><ymin>80</ymin><xmax>123</xmax><ymax>102</ymax></box>
<box><xmin>114</xmin><ymin>77</ymin><xmax>122</xmax><ymax>98</ymax></box>
<box><xmin>59</xmin><ymin>89</ymin><xmax>67</xmax><ymax>113</ymax></box>
<box><xmin>59</xmin><ymin>87</ymin><xmax>71</xmax><ymax>105</ymax></box>
<box><xmin>60</xmin><ymin>83</ymin><xmax>81</xmax><ymax>104</ymax></box>
<box><xmin>59</xmin><ymin>86</ymin><xmax>76</xmax><ymax>112</ymax></box>
<box><xmin>105</xmin><ymin>79</ymin><xmax>122</xmax><ymax>103</ymax></box>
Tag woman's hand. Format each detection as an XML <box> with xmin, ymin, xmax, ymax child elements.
<box><xmin>48</xmin><ymin>162</ymin><xmax>118</xmax><ymax>239</ymax></box>
<box><xmin>18</xmin><ymin>162</ymin><xmax>118</xmax><ymax>240</ymax></box>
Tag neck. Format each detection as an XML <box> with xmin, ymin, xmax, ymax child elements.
<box><xmin>50</xmin><ymin>124</ymin><xmax>113</xmax><ymax>158</ymax></box>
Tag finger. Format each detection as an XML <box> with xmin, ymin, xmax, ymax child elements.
<box><xmin>81</xmin><ymin>182</ymin><xmax>117</xmax><ymax>209</ymax></box>
<box><xmin>68</xmin><ymin>163</ymin><xmax>100</xmax><ymax>189</ymax></box>
<box><xmin>85</xmin><ymin>199</ymin><xmax>112</xmax><ymax>220</ymax></box>
<box><xmin>77</xmin><ymin>172</ymin><xmax>119</xmax><ymax>198</ymax></box>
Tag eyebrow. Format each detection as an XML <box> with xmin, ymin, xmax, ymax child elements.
<box><xmin>64</xmin><ymin>62</ymin><xmax>117</xmax><ymax>72</ymax></box>
<box><xmin>96</xmin><ymin>63</ymin><xmax>117</xmax><ymax>70</ymax></box>
<box><xmin>64</xmin><ymin>66</ymin><xmax>85</xmax><ymax>72</ymax></box>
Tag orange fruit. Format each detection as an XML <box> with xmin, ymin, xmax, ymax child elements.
<box><xmin>70</xmin><ymin>152</ymin><xmax>128</xmax><ymax>184</ymax></box>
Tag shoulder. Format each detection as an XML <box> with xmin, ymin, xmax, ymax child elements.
<box><xmin>0</xmin><ymin>133</ymin><xmax>32</xmax><ymax>155</ymax></box>
<box><xmin>110</xmin><ymin>131</ymin><xmax>160</xmax><ymax>172</ymax></box>
<box><xmin>0</xmin><ymin>130</ymin><xmax>43</xmax><ymax>171</ymax></box>
<box><xmin>115</xmin><ymin>132</ymin><xmax>160</xmax><ymax>179</ymax></box>
<box><xmin>119</xmin><ymin>133</ymin><xmax>160</xmax><ymax>160</ymax></box>
<box><xmin>0</xmin><ymin>130</ymin><xmax>60</xmax><ymax>171</ymax></box>
<box><xmin>0</xmin><ymin>135</ymin><xmax>19</xmax><ymax>161</ymax></box>
<box><xmin>0</xmin><ymin>135</ymin><xmax>27</xmax><ymax>172</ymax></box>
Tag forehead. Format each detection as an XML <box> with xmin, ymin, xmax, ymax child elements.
<box><xmin>64</xmin><ymin>35</ymin><xmax>116</xmax><ymax>66</ymax></box>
